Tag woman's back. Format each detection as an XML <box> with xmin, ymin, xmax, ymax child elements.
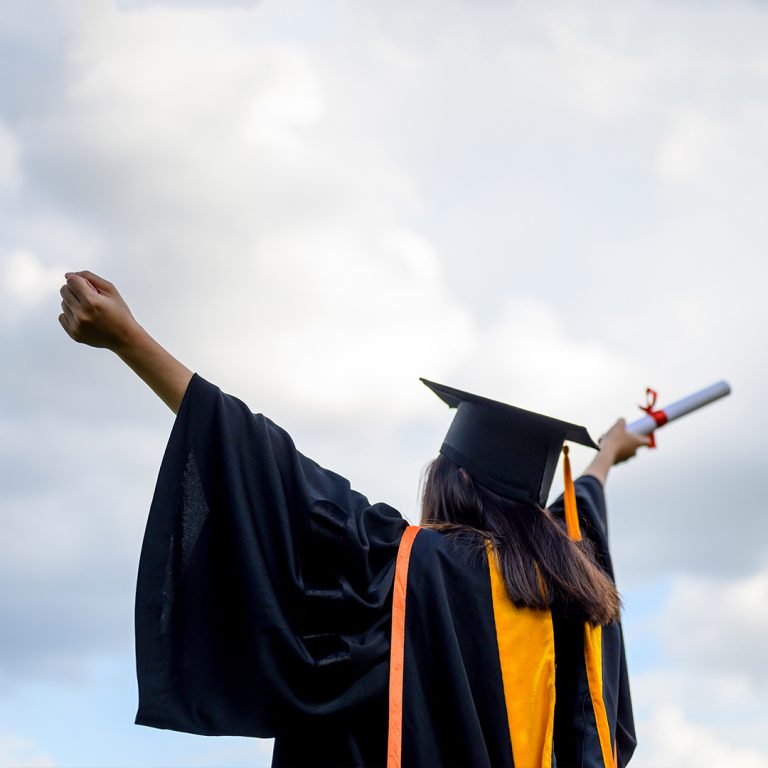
<box><xmin>273</xmin><ymin>522</ymin><xmax>634</xmax><ymax>768</ymax></box>
<box><xmin>133</xmin><ymin>372</ymin><xmax>634</xmax><ymax>766</ymax></box>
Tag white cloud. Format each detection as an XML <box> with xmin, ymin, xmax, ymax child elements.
<box><xmin>655</xmin><ymin>102</ymin><xmax>768</xmax><ymax>187</ymax></box>
<box><xmin>454</xmin><ymin>298</ymin><xmax>633</xmax><ymax>420</ymax></box>
<box><xmin>17</xmin><ymin>1</ymin><xmax>471</xmax><ymax>423</ymax></box>
<box><xmin>2</xmin><ymin>2</ymin><xmax>768</xmax><ymax>766</ymax></box>
<box><xmin>546</xmin><ymin>16</ymin><xmax>658</xmax><ymax>121</ymax></box>
<box><xmin>0</xmin><ymin>120</ymin><xmax>20</xmax><ymax>190</ymax></box>
<box><xmin>171</xmin><ymin>737</ymin><xmax>274</xmax><ymax>768</ymax></box>
<box><xmin>116</xmin><ymin>0</ymin><xmax>259</xmax><ymax>8</ymax></box>
<box><xmin>637</xmin><ymin>705</ymin><xmax>768</xmax><ymax>768</ymax></box>
<box><xmin>658</xmin><ymin>569</ymin><xmax>768</xmax><ymax>684</ymax></box>
<box><xmin>1</xmin><ymin>251</ymin><xmax>67</xmax><ymax>317</ymax></box>
<box><xmin>0</xmin><ymin>734</ymin><xmax>56</xmax><ymax>768</ymax></box>
<box><xmin>655</xmin><ymin>107</ymin><xmax>727</xmax><ymax>184</ymax></box>
<box><xmin>627</xmin><ymin>568</ymin><xmax>768</xmax><ymax>764</ymax></box>
<box><xmin>201</xmin><ymin>225</ymin><xmax>475</xmax><ymax>420</ymax></box>
<box><xmin>0</xmin><ymin>414</ymin><xmax>167</xmax><ymax>686</ymax></box>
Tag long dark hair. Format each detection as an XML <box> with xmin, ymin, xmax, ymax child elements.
<box><xmin>420</xmin><ymin>454</ymin><xmax>620</xmax><ymax>625</ymax></box>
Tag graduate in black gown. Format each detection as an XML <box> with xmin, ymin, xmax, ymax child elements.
<box><xmin>59</xmin><ymin>270</ymin><xmax>650</xmax><ymax>768</ymax></box>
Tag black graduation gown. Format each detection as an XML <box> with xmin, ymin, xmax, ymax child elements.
<box><xmin>135</xmin><ymin>373</ymin><xmax>636</xmax><ymax>767</ymax></box>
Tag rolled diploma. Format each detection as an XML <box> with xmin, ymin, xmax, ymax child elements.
<box><xmin>626</xmin><ymin>381</ymin><xmax>732</xmax><ymax>435</ymax></box>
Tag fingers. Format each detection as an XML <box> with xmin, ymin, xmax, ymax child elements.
<box><xmin>67</xmin><ymin>270</ymin><xmax>113</xmax><ymax>295</ymax></box>
<box><xmin>59</xmin><ymin>269</ymin><xmax>133</xmax><ymax>350</ymax></box>
<box><xmin>59</xmin><ymin>276</ymin><xmax>95</xmax><ymax>344</ymax></box>
<box><xmin>619</xmin><ymin>433</ymin><xmax>652</xmax><ymax>462</ymax></box>
<box><xmin>600</xmin><ymin>417</ymin><xmax>654</xmax><ymax>465</ymax></box>
<box><xmin>60</xmin><ymin>299</ymin><xmax>75</xmax><ymax>323</ymax></box>
<box><xmin>64</xmin><ymin>273</ymin><xmax>99</xmax><ymax>303</ymax></box>
<box><xmin>626</xmin><ymin>428</ymin><xmax>652</xmax><ymax>448</ymax></box>
<box><xmin>60</xmin><ymin>283</ymin><xmax>80</xmax><ymax>305</ymax></box>
<box><xmin>58</xmin><ymin>301</ymin><xmax>83</xmax><ymax>342</ymax></box>
<box><xmin>58</xmin><ymin>311</ymin><xmax>84</xmax><ymax>343</ymax></box>
<box><xmin>611</xmin><ymin>418</ymin><xmax>652</xmax><ymax>446</ymax></box>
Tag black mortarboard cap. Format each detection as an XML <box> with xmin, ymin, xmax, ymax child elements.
<box><xmin>421</xmin><ymin>378</ymin><xmax>599</xmax><ymax>507</ymax></box>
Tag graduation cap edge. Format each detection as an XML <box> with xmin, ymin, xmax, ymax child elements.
<box><xmin>421</xmin><ymin>377</ymin><xmax>599</xmax><ymax>506</ymax></box>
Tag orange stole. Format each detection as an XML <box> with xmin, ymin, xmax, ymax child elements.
<box><xmin>386</xmin><ymin>525</ymin><xmax>557</xmax><ymax>768</ymax></box>
<box><xmin>387</xmin><ymin>525</ymin><xmax>421</xmax><ymax>768</ymax></box>
<box><xmin>386</xmin><ymin>477</ymin><xmax>615</xmax><ymax>768</ymax></box>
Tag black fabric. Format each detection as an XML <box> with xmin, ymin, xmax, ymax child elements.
<box><xmin>549</xmin><ymin>476</ymin><xmax>637</xmax><ymax>768</ymax></box>
<box><xmin>396</xmin><ymin>522</ymin><xmax>635</xmax><ymax>768</ymax></box>
<box><xmin>135</xmin><ymin>374</ymin><xmax>405</xmax><ymax>766</ymax></box>
<box><xmin>420</xmin><ymin>378</ymin><xmax>598</xmax><ymax>506</ymax></box>
<box><xmin>135</xmin><ymin>374</ymin><xmax>635</xmax><ymax>768</ymax></box>
<box><xmin>399</xmin><ymin>530</ymin><xmax>514</xmax><ymax>767</ymax></box>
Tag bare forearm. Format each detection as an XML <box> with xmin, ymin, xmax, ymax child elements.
<box><xmin>581</xmin><ymin>418</ymin><xmax>652</xmax><ymax>486</ymax></box>
<box><xmin>116</xmin><ymin>326</ymin><xmax>193</xmax><ymax>414</ymax></box>
<box><xmin>582</xmin><ymin>445</ymin><xmax>617</xmax><ymax>487</ymax></box>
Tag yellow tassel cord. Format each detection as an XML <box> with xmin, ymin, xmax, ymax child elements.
<box><xmin>562</xmin><ymin>445</ymin><xmax>581</xmax><ymax>542</ymax></box>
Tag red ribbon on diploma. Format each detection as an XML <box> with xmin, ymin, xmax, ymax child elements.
<box><xmin>639</xmin><ymin>387</ymin><xmax>668</xmax><ymax>448</ymax></box>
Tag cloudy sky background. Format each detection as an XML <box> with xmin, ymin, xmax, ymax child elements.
<box><xmin>1</xmin><ymin>0</ymin><xmax>767</xmax><ymax>765</ymax></box>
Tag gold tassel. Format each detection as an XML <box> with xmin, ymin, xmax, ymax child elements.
<box><xmin>563</xmin><ymin>445</ymin><xmax>581</xmax><ymax>542</ymax></box>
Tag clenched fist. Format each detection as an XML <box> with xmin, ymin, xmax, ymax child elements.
<box><xmin>59</xmin><ymin>270</ymin><xmax>141</xmax><ymax>352</ymax></box>
<box><xmin>58</xmin><ymin>270</ymin><xmax>192</xmax><ymax>413</ymax></box>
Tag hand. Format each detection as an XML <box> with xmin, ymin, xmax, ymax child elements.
<box><xmin>598</xmin><ymin>418</ymin><xmax>652</xmax><ymax>465</ymax></box>
<box><xmin>58</xmin><ymin>270</ymin><xmax>141</xmax><ymax>353</ymax></box>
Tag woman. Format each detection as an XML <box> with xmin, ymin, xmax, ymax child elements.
<box><xmin>59</xmin><ymin>270</ymin><xmax>649</xmax><ymax>768</ymax></box>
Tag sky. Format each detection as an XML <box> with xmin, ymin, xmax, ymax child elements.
<box><xmin>1</xmin><ymin>0</ymin><xmax>767</xmax><ymax>765</ymax></box>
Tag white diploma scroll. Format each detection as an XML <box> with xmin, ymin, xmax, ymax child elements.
<box><xmin>626</xmin><ymin>381</ymin><xmax>731</xmax><ymax>436</ymax></box>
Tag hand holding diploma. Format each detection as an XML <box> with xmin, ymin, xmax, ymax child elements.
<box><xmin>583</xmin><ymin>419</ymin><xmax>652</xmax><ymax>486</ymax></box>
<box><xmin>626</xmin><ymin>381</ymin><xmax>732</xmax><ymax>445</ymax></box>
<box><xmin>583</xmin><ymin>381</ymin><xmax>731</xmax><ymax>486</ymax></box>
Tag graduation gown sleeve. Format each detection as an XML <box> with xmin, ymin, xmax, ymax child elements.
<box><xmin>134</xmin><ymin>373</ymin><xmax>407</xmax><ymax>738</ymax></box>
<box><xmin>549</xmin><ymin>475</ymin><xmax>637</xmax><ymax>768</ymax></box>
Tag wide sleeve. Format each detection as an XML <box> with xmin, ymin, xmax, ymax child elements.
<box><xmin>549</xmin><ymin>475</ymin><xmax>637</xmax><ymax>767</ymax></box>
<box><xmin>134</xmin><ymin>373</ymin><xmax>407</xmax><ymax>738</ymax></box>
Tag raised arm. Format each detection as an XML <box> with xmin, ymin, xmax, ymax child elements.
<box><xmin>58</xmin><ymin>270</ymin><xmax>193</xmax><ymax>414</ymax></box>
<box><xmin>582</xmin><ymin>417</ymin><xmax>651</xmax><ymax>486</ymax></box>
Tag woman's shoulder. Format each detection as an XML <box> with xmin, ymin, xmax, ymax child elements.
<box><xmin>409</xmin><ymin>526</ymin><xmax>489</xmax><ymax>575</ymax></box>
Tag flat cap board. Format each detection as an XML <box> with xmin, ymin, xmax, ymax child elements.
<box><xmin>421</xmin><ymin>378</ymin><xmax>599</xmax><ymax>507</ymax></box>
